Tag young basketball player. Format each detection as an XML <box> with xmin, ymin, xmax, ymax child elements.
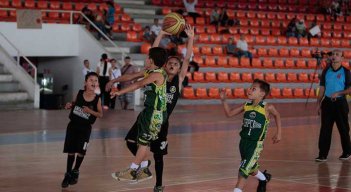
<box><xmin>108</xmin><ymin>25</ymin><xmax>194</xmax><ymax>191</ymax></box>
<box><xmin>61</xmin><ymin>72</ymin><xmax>103</xmax><ymax>188</ymax></box>
<box><xmin>220</xmin><ymin>79</ymin><xmax>282</xmax><ymax>192</ymax></box>
<box><xmin>110</xmin><ymin>47</ymin><xmax>168</xmax><ymax>182</ymax></box>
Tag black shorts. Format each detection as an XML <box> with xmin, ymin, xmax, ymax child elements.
<box><xmin>125</xmin><ymin>120</ymin><xmax>169</xmax><ymax>155</ymax></box>
<box><xmin>63</xmin><ymin>121</ymin><xmax>92</xmax><ymax>155</ymax></box>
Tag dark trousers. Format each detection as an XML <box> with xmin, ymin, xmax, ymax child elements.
<box><xmin>319</xmin><ymin>97</ymin><xmax>351</xmax><ymax>157</ymax></box>
<box><xmin>98</xmin><ymin>76</ymin><xmax>110</xmax><ymax>106</ymax></box>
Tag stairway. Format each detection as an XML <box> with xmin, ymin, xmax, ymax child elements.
<box><xmin>0</xmin><ymin>63</ymin><xmax>33</xmax><ymax>110</ymax></box>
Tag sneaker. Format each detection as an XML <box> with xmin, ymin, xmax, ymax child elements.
<box><xmin>339</xmin><ymin>153</ymin><xmax>351</xmax><ymax>160</ymax></box>
<box><xmin>111</xmin><ymin>168</ymin><xmax>137</xmax><ymax>181</ymax></box>
<box><xmin>154</xmin><ymin>186</ymin><xmax>165</xmax><ymax>192</ymax></box>
<box><xmin>69</xmin><ymin>169</ymin><xmax>79</xmax><ymax>185</ymax></box>
<box><xmin>61</xmin><ymin>172</ymin><xmax>71</xmax><ymax>188</ymax></box>
<box><xmin>315</xmin><ymin>156</ymin><xmax>327</xmax><ymax>162</ymax></box>
<box><xmin>135</xmin><ymin>160</ymin><xmax>153</xmax><ymax>182</ymax></box>
<box><xmin>257</xmin><ymin>170</ymin><xmax>271</xmax><ymax>192</ymax></box>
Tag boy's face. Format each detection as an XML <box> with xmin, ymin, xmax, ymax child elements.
<box><xmin>247</xmin><ymin>83</ymin><xmax>265</xmax><ymax>100</ymax></box>
<box><xmin>124</xmin><ymin>58</ymin><xmax>131</xmax><ymax>64</ymax></box>
<box><xmin>111</xmin><ymin>60</ymin><xmax>117</xmax><ymax>67</ymax></box>
<box><xmin>84</xmin><ymin>61</ymin><xmax>90</xmax><ymax>68</ymax></box>
<box><xmin>164</xmin><ymin>58</ymin><xmax>181</xmax><ymax>75</ymax></box>
<box><xmin>85</xmin><ymin>75</ymin><xmax>99</xmax><ymax>92</ymax></box>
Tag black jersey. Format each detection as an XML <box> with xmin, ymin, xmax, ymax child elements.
<box><xmin>166</xmin><ymin>75</ymin><xmax>180</xmax><ymax>118</ymax></box>
<box><xmin>69</xmin><ymin>90</ymin><xmax>99</xmax><ymax>125</ymax></box>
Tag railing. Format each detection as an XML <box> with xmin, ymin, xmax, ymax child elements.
<box><xmin>0</xmin><ymin>8</ymin><xmax>126</xmax><ymax>59</ymax></box>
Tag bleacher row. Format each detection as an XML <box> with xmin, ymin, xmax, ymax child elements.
<box><xmin>187</xmin><ymin>71</ymin><xmax>319</xmax><ymax>83</ymax></box>
<box><xmin>182</xmin><ymin>87</ymin><xmax>318</xmax><ymax>99</ymax></box>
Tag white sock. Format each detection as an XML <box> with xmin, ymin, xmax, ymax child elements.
<box><xmin>140</xmin><ymin>160</ymin><xmax>149</xmax><ymax>168</ymax></box>
<box><xmin>233</xmin><ymin>188</ymin><xmax>242</xmax><ymax>192</ymax></box>
<box><xmin>130</xmin><ymin>163</ymin><xmax>139</xmax><ymax>170</ymax></box>
<box><xmin>255</xmin><ymin>170</ymin><xmax>266</xmax><ymax>181</ymax></box>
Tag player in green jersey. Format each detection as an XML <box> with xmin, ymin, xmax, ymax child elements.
<box><xmin>220</xmin><ymin>79</ymin><xmax>282</xmax><ymax>192</ymax></box>
<box><xmin>110</xmin><ymin>47</ymin><xmax>168</xmax><ymax>182</ymax></box>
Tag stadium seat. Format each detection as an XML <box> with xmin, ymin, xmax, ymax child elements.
<box><xmin>228</xmin><ymin>57</ymin><xmax>239</xmax><ymax>67</ymax></box>
<box><xmin>307</xmin><ymin>60</ymin><xmax>317</xmax><ymax>69</ymax></box>
<box><xmin>310</xmin><ymin>38</ymin><xmax>320</xmax><ymax>46</ymax></box>
<box><xmin>11</xmin><ymin>0</ymin><xmax>21</xmax><ymax>8</ymax></box>
<box><xmin>186</xmin><ymin>72</ymin><xmax>193</xmax><ymax>82</ymax></box>
<box><xmin>306</xmin><ymin>14</ymin><xmax>315</xmax><ymax>21</ymax></box>
<box><xmin>132</xmin><ymin>24</ymin><xmax>142</xmax><ymax>32</ymax></box>
<box><xmin>217</xmin><ymin>72</ymin><xmax>229</xmax><ymax>82</ymax></box>
<box><xmin>333</xmin><ymin>23</ymin><xmax>342</xmax><ymax>30</ymax></box>
<box><xmin>265</xmin><ymin>72</ymin><xmax>275</xmax><ymax>83</ymax></box>
<box><xmin>233</xmin><ymin>88</ymin><xmax>246</xmax><ymax>98</ymax></box>
<box><xmin>205</xmin><ymin>56</ymin><xmax>216</xmax><ymax>67</ymax></box>
<box><xmin>344</xmin><ymin>24</ymin><xmax>351</xmax><ymax>31</ymax></box>
<box><xmin>126</xmin><ymin>31</ymin><xmax>139</xmax><ymax>42</ymax></box>
<box><xmin>208</xmin><ymin>87</ymin><xmax>220</xmax><ymax>99</ymax></box>
<box><xmin>257</xmin><ymin>48</ymin><xmax>268</xmax><ymax>56</ymax></box>
<box><xmin>320</xmin><ymin>38</ymin><xmax>330</xmax><ymax>47</ymax></box>
<box><xmin>301</xmin><ymin>49</ymin><xmax>311</xmax><ymax>57</ymax></box>
<box><xmin>48</xmin><ymin>12</ymin><xmax>59</xmax><ymax>19</ymax></box>
<box><xmin>242</xmin><ymin>72</ymin><xmax>253</xmax><ymax>82</ymax></box>
<box><xmin>255</xmin><ymin>36</ymin><xmax>266</xmax><ymax>45</ymax></box>
<box><xmin>0</xmin><ymin>0</ymin><xmax>9</xmax><ymax>7</ymax></box>
<box><xmin>193</xmin><ymin>72</ymin><xmax>205</xmax><ymax>82</ymax></box>
<box><xmin>198</xmin><ymin>34</ymin><xmax>209</xmax><ymax>43</ymax></box>
<box><xmin>270</xmin><ymin>88</ymin><xmax>281</xmax><ymax>98</ymax></box>
<box><xmin>305</xmin><ymin>88</ymin><xmax>316</xmax><ymax>98</ymax></box>
<box><xmin>279</xmin><ymin>48</ymin><xmax>289</xmax><ymax>57</ymax></box>
<box><xmin>121</xmin><ymin>14</ymin><xmax>132</xmax><ymax>22</ymax></box>
<box><xmin>276</xmin><ymin>73</ymin><xmax>287</xmax><ymax>82</ymax></box>
<box><xmin>290</xmin><ymin>48</ymin><xmax>300</xmax><ymax>57</ymax></box>
<box><xmin>344</xmin><ymin>50</ymin><xmax>351</xmax><ymax>59</ymax></box>
<box><xmin>212</xmin><ymin>46</ymin><xmax>223</xmax><ymax>55</ymax></box>
<box><xmin>196</xmin><ymin>88</ymin><xmax>208</xmax><ymax>99</ymax></box>
<box><xmin>288</xmin><ymin>37</ymin><xmax>298</xmax><ymax>45</ymax></box>
<box><xmin>205</xmin><ymin>72</ymin><xmax>217</xmax><ymax>82</ymax></box>
<box><xmin>285</xmin><ymin>59</ymin><xmax>295</xmax><ymax>68</ymax></box>
<box><xmin>331</xmin><ymin>39</ymin><xmax>341</xmax><ymax>47</ymax></box>
<box><xmin>271</xmin><ymin>29</ymin><xmax>281</xmax><ymax>36</ymax></box>
<box><xmin>262</xmin><ymin>58</ymin><xmax>273</xmax><ymax>68</ymax></box>
<box><xmin>62</xmin><ymin>2</ymin><xmax>72</xmax><ymax>10</ymax></box>
<box><xmin>229</xmin><ymin>72</ymin><xmax>241</xmax><ymax>82</ymax></box>
<box><xmin>196</xmin><ymin>17</ymin><xmax>205</xmax><ymax>25</ymax></box>
<box><xmin>182</xmin><ymin>87</ymin><xmax>195</xmax><ymax>99</ymax></box>
<box><xmin>260</xmin><ymin>20</ymin><xmax>271</xmax><ymax>28</ymax></box>
<box><xmin>120</xmin><ymin>23</ymin><xmax>131</xmax><ymax>32</ymax></box>
<box><xmin>282</xmin><ymin>88</ymin><xmax>293</xmax><ymax>98</ymax></box>
<box><xmin>287</xmin><ymin>73</ymin><xmax>298</xmax><ymax>82</ymax></box>
<box><xmin>310</xmin><ymin>73</ymin><xmax>319</xmax><ymax>82</ymax></box>
<box><xmin>333</xmin><ymin>30</ymin><xmax>343</xmax><ymax>38</ymax></box>
<box><xmin>239</xmin><ymin>27</ymin><xmax>249</xmax><ymax>34</ymax></box>
<box><xmin>267</xmin><ymin>48</ymin><xmax>278</xmax><ymax>57</ymax></box>
<box><xmin>298</xmin><ymin>73</ymin><xmax>309</xmax><ymax>82</ymax></box>
<box><xmin>240</xmin><ymin>58</ymin><xmax>251</xmax><ymax>68</ymax></box>
<box><xmin>251</xmin><ymin>58</ymin><xmax>262</xmax><ymax>68</ymax></box>
<box><xmin>277</xmin><ymin>36</ymin><xmax>287</xmax><ymax>45</ymax></box>
<box><xmin>274</xmin><ymin>59</ymin><xmax>285</xmax><ymax>68</ymax></box>
<box><xmin>75</xmin><ymin>3</ymin><xmax>85</xmax><ymax>11</ymax></box>
<box><xmin>250</xmin><ymin>28</ymin><xmax>259</xmax><ymax>35</ymax></box>
<box><xmin>261</xmin><ymin>28</ymin><xmax>270</xmax><ymax>36</ymax></box>
<box><xmin>193</xmin><ymin>55</ymin><xmax>204</xmax><ymax>66</ymax></box>
<box><xmin>296</xmin><ymin>60</ymin><xmax>306</xmax><ymax>69</ymax></box>
<box><xmin>24</xmin><ymin>0</ymin><xmax>35</xmax><ymax>8</ymax></box>
<box><xmin>299</xmin><ymin>38</ymin><xmax>309</xmax><ymax>46</ymax></box>
<box><xmin>141</xmin><ymin>43</ymin><xmax>151</xmax><ymax>54</ymax></box>
<box><xmin>266</xmin><ymin>36</ymin><xmax>276</xmax><ymax>45</ymax></box>
<box><xmin>217</xmin><ymin>56</ymin><xmax>228</xmax><ymax>67</ymax></box>
<box><xmin>207</xmin><ymin>26</ymin><xmax>217</xmax><ymax>34</ymax></box>
<box><xmin>0</xmin><ymin>10</ymin><xmax>7</xmax><ymax>18</ymax></box>
<box><xmin>210</xmin><ymin>34</ymin><xmax>221</xmax><ymax>44</ymax></box>
<box><xmin>294</xmin><ymin>88</ymin><xmax>305</xmax><ymax>98</ymax></box>
<box><xmin>201</xmin><ymin>46</ymin><xmax>212</xmax><ymax>55</ymax></box>
<box><xmin>50</xmin><ymin>1</ymin><xmax>60</xmax><ymax>10</ymax></box>
<box><xmin>253</xmin><ymin>72</ymin><xmax>264</xmax><ymax>80</ymax></box>
<box><xmin>267</xmin><ymin>12</ymin><xmax>276</xmax><ymax>19</ymax></box>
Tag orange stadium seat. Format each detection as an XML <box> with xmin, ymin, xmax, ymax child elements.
<box><xmin>310</xmin><ymin>73</ymin><xmax>319</xmax><ymax>82</ymax></box>
<box><xmin>270</xmin><ymin>88</ymin><xmax>281</xmax><ymax>98</ymax></box>
<box><xmin>333</xmin><ymin>23</ymin><xmax>342</xmax><ymax>30</ymax></box>
<box><xmin>276</xmin><ymin>73</ymin><xmax>287</xmax><ymax>82</ymax></box>
<box><xmin>253</xmin><ymin>72</ymin><xmax>264</xmax><ymax>80</ymax></box>
<box><xmin>210</xmin><ymin>34</ymin><xmax>221</xmax><ymax>44</ymax></box>
<box><xmin>331</xmin><ymin>39</ymin><xmax>341</xmax><ymax>47</ymax></box>
<box><xmin>316</xmin><ymin>15</ymin><xmax>325</xmax><ymax>22</ymax></box>
<box><xmin>0</xmin><ymin>10</ymin><xmax>7</xmax><ymax>17</ymax></box>
<box><xmin>247</xmin><ymin>12</ymin><xmax>256</xmax><ymax>19</ymax></box>
<box><xmin>344</xmin><ymin>50</ymin><xmax>351</xmax><ymax>59</ymax></box>
<box><xmin>141</xmin><ymin>43</ymin><xmax>151</xmax><ymax>54</ymax></box>
<box><xmin>250</xmin><ymin>20</ymin><xmax>260</xmax><ymax>27</ymax></box>
<box><xmin>296</xmin><ymin>60</ymin><xmax>306</xmax><ymax>68</ymax></box>
<box><xmin>207</xmin><ymin>26</ymin><xmax>217</xmax><ymax>34</ymax></box>
<box><xmin>224</xmin><ymin>88</ymin><xmax>233</xmax><ymax>99</ymax></box>
<box><xmin>233</xmin><ymin>88</ymin><xmax>246</xmax><ymax>98</ymax></box>
<box><xmin>257</xmin><ymin>48</ymin><xmax>268</xmax><ymax>57</ymax></box>
<box><xmin>229</xmin><ymin>27</ymin><xmax>238</xmax><ymax>34</ymax></box>
<box><xmin>121</xmin><ymin>14</ymin><xmax>132</xmax><ymax>22</ymax></box>
<box><xmin>344</xmin><ymin>24</ymin><xmax>351</xmax><ymax>31</ymax></box>
<box><xmin>217</xmin><ymin>56</ymin><xmax>228</xmax><ymax>67</ymax></box>
<box><xmin>24</xmin><ymin>0</ymin><xmax>35</xmax><ymax>8</ymax></box>
<box><xmin>237</xmin><ymin>11</ymin><xmax>246</xmax><ymax>18</ymax></box>
<box><xmin>50</xmin><ymin>1</ymin><xmax>60</xmax><ymax>9</ymax></box>
<box><xmin>212</xmin><ymin>46</ymin><xmax>223</xmax><ymax>55</ymax></box>
<box><xmin>333</xmin><ymin>30</ymin><xmax>343</xmax><ymax>38</ymax></box>
<box><xmin>265</xmin><ymin>73</ymin><xmax>276</xmax><ymax>82</ymax></box>
<box><xmin>193</xmin><ymin>72</ymin><xmax>205</xmax><ymax>82</ymax></box>
<box><xmin>193</xmin><ymin>55</ymin><xmax>204</xmax><ymax>66</ymax></box>
<box><xmin>288</xmin><ymin>37</ymin><xmax>298</xmax><ymax>45</ymax></box>
<box><xmin>320</xmin><ymin>38</ymin><xmax>330</xmax><ymax>47</ymax></box>
<box><xmin>262</xmin><ymin>58</ymin><xmax>274</xmax><ymax>68</ymax></box>
<box><xmin>75</xmin><ymin>3</ymin><xmax>85</xmax><ymax>11</ymax></box>
<box><xmin>182</xmin><ymin>87</ymin><xmax>195</xmax><ymax>99</ymax></box>
<box><xmin>198</xmin><ymin>34</ymin><xmax>209</xmax><ymax>43</ymax></box>
<box><xmin>277</xmin><ymin>36</ymin><xmax>287</xmax><ymax>45</ymax></box>
<box><xmin>195</xmin><ymin>88</ymin><xmax>208</xmax><ymax>99</ymax></box>
<box><xmin>301</xmin><ymin>49</ymin><xmax>311</xmax><ymax>57</ymax></box>
<box><xmin>112</xmin><ymin>23</ymin><xmax>119</xmax><ymax>32</ymax></box>
<box><xmin>132</xmin><ymin>24</ymin><xmax>142</xmax><ymax>32</ymax></box>
<box><xmin>290</xmin><ymin>48</ymin><xmax>300</xmax><ymax>57</ymax></box>
<box><xmin>282</xmin><ymin>88</ymin><xmax>293</xmax><ymax>98</ymax></box>
<box><xmin>196</xmin><ymin>17</ymin><xmax>205</xmax><ymax>25</ymax></box>
<box><xmin>62</xmin><ymin>2</ymin><xmax>72</xmax><ymax>10</ymax></box>
<box><xmin>240</xmin><ymin>58</ymin><xmax>251</xmax><ymax>68</ymax></box>
<box><xmin>257</xmin><ymin>12</ymin><xmax>266</xmax><ymax>19</ymax></box>
<box><xmin>242</xmin><ymin>72</ymin><xmax>253</xmax><ymax>82</ymax></box>
<box><xmin>245</xmin><ymin>35</ymin><xmax>254</xmax><ymax>44</ymax></box>
<box><xmin>162</xmin><ymin>7</ymin><xmax>172</xmax><ymax>15</ymax></box>
<box><xmin>229</xmin><ymin>72</ymin><xmax>241</xmax><ymax>82</ymax></box>
<box><xmin>307</xmin><ymin>60</ymin><xmax>317</xmax><ymax>69</ymax></box>
<box><xmin>274</xmin><ymin>59</ymin><xmax>285</xmax><ymax>68</ymax></box>
<box><xmin>98</xmin><ymin>3</ymin><xmax>108</xmax><ymax>12</ymax></box>
<box><xmin>251</xmin><ymin>58</ymin><xmax>262</xmax><ymax>68</ymax></box>
<box><xmin>271</xmin><ymin>29</ymin><xmax>281</xmax><ymax>36</ymax></box>
<box><xmin>306</xmin><ymin>14</ymin><xmax>315</xmax><ymax>21</ymax></box>
<box><xmin>322</xmin><ymin>31</ymin><xmax>332</xmax><ymax>38</ymax></box>
<box><xmin>310</xmin><ymin>38</ymin><xmax>320</xmax><ymax>46</ymax></box>
<box><xmin>208</xmin><ymin>87</ymin><xmax>220</xmax><ymax>99</ymax></box>
<box><xmin>205</xmin><ymin>56</ymin><xmax>216</xmax><ymax>67</ymax></box>
<box><xmin>287</xmin><ymin>73</ymin><xmax>298</xmax><ymax>82</ymax></box>
<box><xmin>255</xmin><ymin>35</ymin><xmax>266</xmax><ymax>45</ymax></box>
<box><xmin>266</xmin><ymin>36</ymin><xmax>276</xmax><ymax>45</ymax></box>
<box><xmin>305</xmin><ymin>88</ymin><xmax>316</xmax><ymax>98</ymax></box>
<box><xmin>298</xmin><ymin>73</ymin><xmax>309</xmax><ymax>82</ymax></box>
<box><xmin>126</xmin><ymin>31</ymin><xmax>138</xmax><ymax>42</ymax></box>
<box><xmin>11</xmin><ymin>0</ymin><xmax>21</xmax><ymax>8</ymax></box>
<box><xmin>195</xmin><ymin>26</ymin><xmax>205</xmax><ymax>34</ymax></box>
<box><xmin>186</xmin><ymin>72</ymin><xmax>192</xmax><ymax>82</ymax></box>
<box><xmin>250</xmin><ymin>28</ymin><xmax>259</xmax><ymax>35</ymax></box>
<box><xmin>48</xmin><ymin>12</ymin><xmax>59</xmax><ymax>19</ymax></box>
<box><xmin>267</xmin><ymin>12</ymin><xmax>276</xmax><ymax>19</ymax></box>
<box><xmin>120</xmin><ymin>23</ymin><xmax>131</xmax><ymax>32</ymax></box>
<box><xmin>299</xmin><ymin>38</ymin><xmax>309</xmax><ymax>46</ymax></box>
<box><xmin>217</xmin><ymin>72</ymin><xmax>229</xmax><ymax>82</ymax></box>
<box><xmin>192</xmin><ymin>46</ymin><xmax>200</xmax><ymax>54</ymax></box>
<box><xmin>285</xmin><ymin>59</ymin><xmax>295</xmax><ymax>68</ymax></box>
<box><xmin>341</xmin><ymin>40</ymin><xmax>350</xmax><ymax>48</ymax></box>
<box><xmin>268</xmin><ymin>48</ymin><xmax>278</xmax><ymax>57</ymax></box>
<box><xmin>205</xmin><ymin>72</ymin><xmax>217</xmax><ymax>82</ymax></box>
<box><xmin>228</xmin><ymin>57</ymin><xmax>239</xmax><ymax>68</ymax></box>
<box><xmin>201</xmin><ymin>46</ymin><xmax>212</xmax><ymax>55</ymax></box>
<box><xmin>239</xmin><ymin>27</ymin><xmax>249</xmax><ymax>35</ymax></box>
<box><xmin>0</xmin><ymin>0</ymin><xmax>10</xmax><ymax>7</ymax></box>
<box><xmin>294</xmin><ymin>88</ymin><xmax>305</xmax><ymax>98</ymax></box>
<box><xmin>279</xmin><ymin>48</ymin><xmax>289</xmax><ymax>57</ymax></box>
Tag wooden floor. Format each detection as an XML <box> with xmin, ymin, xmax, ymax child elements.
<box><xmin>0</xmin><ymin>103</ymin><xmax>350</xmax><ymax>192</ymax></box>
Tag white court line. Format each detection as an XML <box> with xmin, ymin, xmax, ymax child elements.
<box><xmin>273</xmin><ymin>177</ymin><xmax>351</xmax><ymax>190</ymax></box>
<box><xmin>289</xmin><ymin>175</ymin><xmax>351</xmax><ymax>181</ymax></box>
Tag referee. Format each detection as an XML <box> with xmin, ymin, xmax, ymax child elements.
<box><xmin>316</xmin><ymin>49</ymin><xmax>351</xmax><ymax>162</ymax></box>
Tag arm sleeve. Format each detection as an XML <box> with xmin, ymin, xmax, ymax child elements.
<box><xmin>319</xmin><ymin>68</ymin><xmax>327</xmax><ymax>86</ymax></box>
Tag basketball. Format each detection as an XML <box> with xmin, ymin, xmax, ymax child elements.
<box><xmin>162</xmin><ymin>12</ymin><xmax>186</xmax><ymax>36</ymax></box>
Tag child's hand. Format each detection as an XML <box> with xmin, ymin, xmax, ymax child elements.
<box><xmin>65</xmin><ymin>102</ymin><xmax>72</xmax><ymax>109</ymax></box>
<box><xmin>184</xmin><ymin>24</ymin><xmax>194</xmax><ymax>38</ymax></box>
<box><xmin>272</xmin><ymin>132</ymin><xmax>281</xmax><ymax>144</ymax></box>
<box><xmin>82</xmin><ymin>106</ymin><xmax>92</xmax><ymax>114</ymax></box>
<box><xmin>219</xmin><ymin>88</ymin><xmax>227</xmax><ymax>101</ymax></box>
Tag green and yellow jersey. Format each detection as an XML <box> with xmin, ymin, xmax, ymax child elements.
<box><xmin>143</xmin><ymin>69</ymin><xmax>167</xmax><ymax>112</ymax></box>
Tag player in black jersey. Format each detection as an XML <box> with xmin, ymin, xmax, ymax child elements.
<box><xmin>61</xmin><ymin>72</ymin><xmax>103</xmax><ymax>188</ymax></box>
<box><xmin>105</xmin><ymin>25</ymin><xmax>194</xmax><ymax>191</ymax></box>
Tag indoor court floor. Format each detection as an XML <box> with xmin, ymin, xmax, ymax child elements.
<box><xmin>0</xmin><ymin>103</ymin><xmax>350</xmax><ymax>192</ymax></box>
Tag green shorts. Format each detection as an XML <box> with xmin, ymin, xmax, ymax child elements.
<box><xmin>136</xmin><ymin>108</ymin><xmax>166</xmax><ymax>146</ymax></box>
<box><xmin>239</xmin><ymin>139</ymin><xmax>264</xmax><ymax>178</ymax></box>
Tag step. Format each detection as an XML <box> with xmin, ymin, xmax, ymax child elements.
<box><xmin>0</xmin><ymin>92</ymin><xmax>29</xmax><ymax>102</ymax></box>
<box><xmin>124</xmin><ymin>8</ymin><xmax>156</xmax><ymax>15</ymax></box>
<box><xmin>115</xmin><ymin>0</ymin><xmax>145</xmax><ymax>5</ymax></box>
<box><xmin>0</xmin><ymin>82</ymin><xmax>21</xmax><ymax>92</ymax></box>
<box><xmin>105</xmin><ymin>46</ymin><xmax>131</xmax><ymax>54</ymax></box>
<box><xmin>0</xmin><ymin>74</ymin><xmax>13</xmax><ymax>82</ymax></box>
<box><xmin>117</xmin><ymin>3</ymin><xmax>160</xmax><ymax>9</ymax></box>
<box><xmin>0</xmin><ymin>100</ymin><xmax>34</xmax><ymax>110</ymax></box>
<box><xmin>177</xmin><ymin>98</ymin><xmax>317</xmax><ymax>105</ymax></box>
<box><xmin>189</xmin><ymin>82</ymin><xmax>317</xmax><ymax>89</ymax></box>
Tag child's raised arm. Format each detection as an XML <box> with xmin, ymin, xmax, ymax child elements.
<box><xmin>105</xmin><ymin>71</ymin><xmax>144</xmax><ymax>91</ymax></box>
<box><xmin>220</xmin><ymin>88</ymin><xmax>244</xmax><ymax>117</ymax></box>
<box><xmin>179</xmin><ymin>25</ymin><xmax>194</xmax><ymax>83</ymax></box>
<box><xmin>267</xmin><ymin>104</ymin><xmax>282</xmax><ymax>144</ymax></box>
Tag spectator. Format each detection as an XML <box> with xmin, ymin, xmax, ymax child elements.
<box><xmin>77</xmin><ymin>6</ymin><xmax>95</xmax><ymax>28</ymax></box>
<box><xmin>105</xmin><ymin>1</ymin><xmax>115</xmax><ymax>39</ymax></box>
<box><xmin>219</xmin><ymin>8</ymin><xmax>235</xmax><ymax>27</ymax></box>
<box><xmin>236</xmin><ymin>34</ymin><xmax>253</xmax><ymax>61</ymax></box>
<box><xmin>95</xmin><ymin>11</ymin><xmax>108</xmax><ymax>40</ymax></box>
<box><xmin>295</xmin><ymin>19</ymin><xmax>307</xmax><ymax>38</ymax></box>
<box><xmin>142</xmin><ymin>26</ymin><xmax>152</xmax><ymax>43</ymax></box>
<box><xmin>182</xmin><ymin>0</ymin><xmax>200</xmax><ymax>24</ymax></box>
<box><xmin>82</xmin><ymin>59</ymin><xmax>92</xmax><ymax>76</ymax></box>
<box><xmin>210</xmin><ymin>7</ymin><xmax>220</xmax><ymax>25</ymax></box>
<box><xmin>286</xmin><ymin>17</ymin><xmax>297</xmax><ymax>37</ymax></box>
<box><xmin>96</xmin><ymin>53</ymin><xmax>112</xmax><ymax>109</ymax></box>
<box><xmin>307</xmin><ymin>20</ymin><xmax>321</xmax><ymax>41</ymax></box>
<box><xmin>226</xmin><ymin>38</ymin><xmax>238</xmax><ymax>57</ymax></box>
<box><xmin>109</xmin><ymin>59</ymin><xmax>121</xmax><ymax>109</ymax></box>
<box><xmin>151</xmin><ymin>18</ymin><xmax>162</xmax><ymax>37</ymax></box>
<box><xmin>118</xmin><ymin>56</ymin><xmax>138</xmax><ymax>110</ymax></box>
<box><xmin>330</xmin><ymin>0</ymin><xmax>342</xmax><ymax>20</ymax></box>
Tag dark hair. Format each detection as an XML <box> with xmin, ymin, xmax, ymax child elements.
<box><xmin>149</xmin><ymin>47</ymin><xmax>168</xmax><ymax>68</ymax></box>
<box><xmin>124</xmin><ymin>56</ymin><xmax>131</xmax><ymax>60</ymax></box>
<box><xmin>106</xmin><ymin>1</ymin><xmax>114</xmax><ymax>7</ymax></box>
<box><xmin>110</xmin><ymin>58</ymin><xmax>116</xmax><ymax>62</ymax></box>
<box><xmin>167</xmin><ymin>56</ymin><xmax>182</xmax><ymax>67</ymax></box>
<box><xmin>85</xmin><ymin>72</ymin><xmax>99</xmax><ymax>81</ymax></box>
<box><xmin>101</xmin><ymin>53</ymin><xmax>108</xmax><ymax>60</ymax></box>
<box><xmin>253</xmin><ymin>79</ymin><xmax>270</xmax><ymax>99</ymax></box>
<box><xmin>83</xmin><ymin>59</ymin><xmax>89</xmax><ymax>63</ymax></box>
<box><xmin>145</xmin><ymin>26</ymin><xmax>150</xmax><ymax>29</ymax></box>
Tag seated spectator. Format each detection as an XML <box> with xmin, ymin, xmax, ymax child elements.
<box><xmin>210</xmin><ymin>7</ymin><xmax>220</xmax><ymax>25</ymax></box>
<box><xmin>182</xmin><ymin>0</ymin><xmax>201</xmax><ymax>24</ymax></box>
<box><xmin>219</xmin><ymin>8</ymin><xmax>235</xmax><ymax>27</ymax></box>
<box><xmin>330</xmin><ymin>0</ymin><xmax>342</xmax><ymax>20</ymax></box>
<box><xmin>236</xmin><ymin>35</ymin><xmax>252</xmax><ymax>61</ymax></box>
<box><xmin>286</xmin><ymin>17</ymin><xmax>297</xmax><ymax>37</ymax></box>
<box><xmin>105</xmin><ymin>1</ymin><xmax>115</xmax><ymax>39</ymax></box>
<box><xmin>76</xmin><ymin>6</ymin><xmax>95</xmax><ymax>30</ymax></box>
<box><xmin>295</xmin><ymin>19</ymin><xmax>307</xmax><ymax>38</ymax></box>
<box><xmin>142</xmin><ymin>26</ymin><xmax>152</xmax><ymax>43</ymax></box>
<box><xmin>151</xmin><ymin>18</ymin><xmax>162</xmax><ymax>42</ymax></box>
<box><xmin>226</xmin><ymin>38</ymin><xmax>239</xmax><ymax>56</ymax></box>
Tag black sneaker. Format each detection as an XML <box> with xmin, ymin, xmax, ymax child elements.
<box><xmin>61</xmin><ymin>172</ymin><xmax>71</xmax><ymax>188</ymax></box>
<box><xmin>257</xmin><ymin>170</ymin><xmax>271</xmax><ymax>192</ymax></box>
<box><xmin>69</xmin><ymin>169</ymin><xmax>79</xmax><ymax>185</ymax></box>
<box><xmin>315</xmin><ymin>156</ymin><xmax>327</xmax><ymax>162</ymax></box>
<box><xmin>154</xmin><ymin>186</ymin><xmax>165</xmax><ymax>192</ymax></box>
<box><xmin>339</xmin><ymin>154</ymin><xmax>351</xmax><ymax>160</ymax></box>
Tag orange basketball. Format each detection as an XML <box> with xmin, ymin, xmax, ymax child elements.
<box><xmin>162</xmin><ymin>12</ymin><xmax>186</xmax><ymax>36</ymax></box>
